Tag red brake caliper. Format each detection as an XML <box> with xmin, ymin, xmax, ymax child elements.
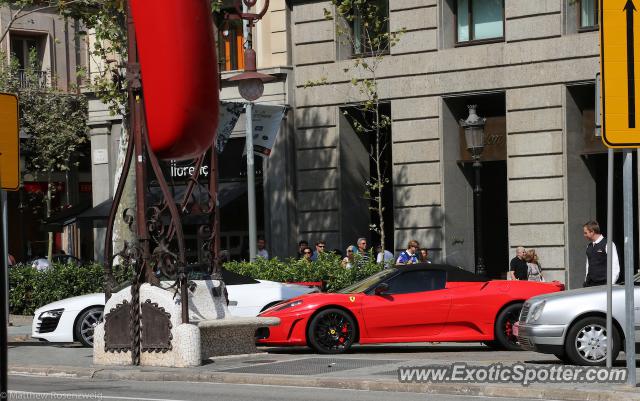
<box><xmin>505</xmin><ymin>320</ymin><xmax>513</xmax><ymax>337</ymax></box>
<box><xmin>338</xmin><ymin>324</ymin><xmax>348</xmax><ymax>343</ymax></box>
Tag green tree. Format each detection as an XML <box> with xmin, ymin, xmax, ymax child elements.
<box><xmin>0</xmin><ymin>52</ymin><xmax>88</xmax><ymax>260</ymax></box>
<box><xmin>318</xmin><ymin>0</ymin><xmax>404</xmax><ymax>250</ymax></box>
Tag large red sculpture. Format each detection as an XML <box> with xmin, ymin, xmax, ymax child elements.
<box><xmin>131</xmin><ymin>0</ymin><xmax>219</xmax><ymax>160</ymax></box>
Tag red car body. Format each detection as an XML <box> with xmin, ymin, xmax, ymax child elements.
<box><xmin>258</xmin><ymin>264</ymin><xmax>564</xmax><ymax>352</ymax></box>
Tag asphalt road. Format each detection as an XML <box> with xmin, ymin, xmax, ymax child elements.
<box><xmin>6</xmin><ymin>375</ymin><xmax>564</xmax><ymax>401</ymax></box>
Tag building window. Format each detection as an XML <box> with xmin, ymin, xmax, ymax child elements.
<box><xmin>350</xmin><ymin>0</ymin><xmax>389</xmax><ymax>55</ymax></box>
<box><xmin>10</xmin><ymin>35</ymin><xmax>43</xmax><ymax>69</ymax></box>
<box><xmin>218</xmin><ymin>18</ymin><xmax>244</xmax><ymax>72</ymax></box>
<box><xmin>456</xmin><ymin>0</ymin><xmax>504</xmax><ymax>44</ymax></box>
<box><xmin>10</xmin><ymin>35</ymin><xmax>47</xmax><ymax>88</ymax></box>
<box><xmin>579</xmin><ymin>0</ymin><xmax>598</xmax><ymax>30</ymax></box>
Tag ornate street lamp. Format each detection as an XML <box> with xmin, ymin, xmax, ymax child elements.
<box><xmin>224</xmin><ymin>0</ymin><xmax>274</xmax><ymax>261</ymax></box>
<box><xmin>460</xmin><ymin>105</ymin><xmax>487</xmax><ymax>276</ymax></box>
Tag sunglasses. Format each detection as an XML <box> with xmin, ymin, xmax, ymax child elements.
<box><xmin>304</xmin><ymin>251</ymin><xmax>312</xmax><ymax>255</ymax></box>
<box><xmin>347</xmin><ymin>250</ymin><xmax>353</xmax><ymax>253</ymax></box>
<box><xmin>318</xmin><ymin>245</ymin><xmax>325</xmax><ymax>248</ymax></box>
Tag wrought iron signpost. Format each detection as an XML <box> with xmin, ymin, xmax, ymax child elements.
<box><xmin>103</xmin><ymin>0</ymin><xmax>221</xmax><ymax>365</ymax></box>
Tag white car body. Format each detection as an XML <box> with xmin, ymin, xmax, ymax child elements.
<box><xmin>32</xmin><ymin>279</ymin><xmax>318</xmax><ymax>344</ymax></box>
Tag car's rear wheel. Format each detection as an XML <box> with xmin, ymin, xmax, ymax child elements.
<box><xmin>564</xmin><ymin>316</ymin><xmax>620</xmax><ymax>366</ymax></box>
<box><xmin>307</xmin><ymin>308</ymin><xmax>357</xmax><ymax>354</ymax></box>
<box><xmin>74</xmin><ymin>306</ymin><xmax>103</xmax><ymax>347</ymax></box>
<box><xmin>493</xmin><ymin>303</ymin><xmax>523</xmax><ymax>351</ymax></box>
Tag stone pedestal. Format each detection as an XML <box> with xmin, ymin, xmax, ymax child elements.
<box><xmin>93</xmin><ymin>279</ymin><xmax>279</xmax><ymax>367</ymax></box>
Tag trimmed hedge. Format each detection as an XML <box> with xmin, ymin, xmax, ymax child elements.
<box><xmin>8</xmin><ymin>263</ymin><xmax>130</xmax><ymax>316</ymax></box>
<box><xmin>8</xmin><ymin>252</ymin><xmax>384</xmax><ymax>315</ymax></box>
<box><xmin>223</xmin><ymin>251</ymin><xmax>384</xmax><ymax>293</ymax></box>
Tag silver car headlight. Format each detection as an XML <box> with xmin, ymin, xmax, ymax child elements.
<box><xmin>527</xmin><ymin>301</ymin><xmax>545</xmax><ymax>323</ymax></box>
<box><xmin>39</xmin><ymin>308</ymin><xmax>64</xmax><ymax>320</ymax></box>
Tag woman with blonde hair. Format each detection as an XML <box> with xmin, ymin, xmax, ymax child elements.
<box><xmin>341</xmin><ymin>245</ymin><xmax>357</xmax><ymax>268</ymax></box>
<box><xmin>525</xmin><ymin>249</ymin><xmax>544</xmax><ymax>282</ymax></box>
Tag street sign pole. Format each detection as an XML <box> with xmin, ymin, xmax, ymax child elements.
<box><xmin>606</xmin><ymin>148</ymin><xmax>614</xmax><ymax>368</ymax></box>
<box><xmin>623</xmin><ymin>149</ymin><xmax>636</xmax><ymax>386</ymax></box>
<box><xmin>0</xmin><ymin>162</ymin><xmax>7</xmax><ymax>401</ymax></box>
<box><xmin>0</xmin><ymin>93</ymin><xmax>18</xmax><ymax>401</ymax></box>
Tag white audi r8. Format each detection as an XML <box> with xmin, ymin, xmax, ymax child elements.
<box><xmin>31</xmin><ymin>270</ymin><xmax>318</xmax><ymax>347</ymax></box>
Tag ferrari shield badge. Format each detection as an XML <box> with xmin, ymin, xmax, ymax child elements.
<box><xmin>349</xmin><ymin>296</ymin><xmax>356</xmax><ymax>303</ymax></box>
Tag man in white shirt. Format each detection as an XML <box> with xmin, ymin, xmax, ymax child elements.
<box><xmin>583</xmin><ymin>220</ymin><xmax>620</xmax><ymax>287</ymax></box>
<box><xmin>257</xmin><ymin>237</ymin><xmax>269</xmax><ymax>259</ymax></box>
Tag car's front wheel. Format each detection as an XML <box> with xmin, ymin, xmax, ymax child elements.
<box><xmin>493</xmin><ymin>303</ymin><xmax>523</xmax><ymax>351</ymax></box>
<box><xmin>564</xmin><ymin>316</ymin><xmax>620</xmax><ymax>366</ymax></box>
<box><xmin>74</xmin><ymin>306</ymin><xmax>104</xmax><ymax>347</ymax></box>
<box><xmin>307</xmin><ymin>308</ymin><xmax>357</xmax><ymax>354</ymax></box>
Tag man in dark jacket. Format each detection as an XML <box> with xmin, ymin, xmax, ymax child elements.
<box><xmin>583</xmin><ymin>220</ymin><xmax>620</xmax><ymax>287</ymax></box>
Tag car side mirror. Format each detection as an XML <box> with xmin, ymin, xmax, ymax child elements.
<box><xmin>374</xmin><ymin>283</ymin><xmax>389</xmax><ymax>295</ymax></box>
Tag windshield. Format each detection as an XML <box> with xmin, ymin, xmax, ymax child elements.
<box><xmin>338</xmin><ymin>269</ymin><xmax>398</xmax><ymax>294</ymax></box>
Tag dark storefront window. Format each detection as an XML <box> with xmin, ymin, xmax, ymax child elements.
<box><xmin>456</xmin><ymin>0</ymin><xmax>504</xmax><ymax>44</ymax></box>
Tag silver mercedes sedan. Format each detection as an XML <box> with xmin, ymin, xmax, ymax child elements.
<box><xmin>514</xmin><ymin>275</ymin><xmax>640</xmax><ymax>366</ymax></box>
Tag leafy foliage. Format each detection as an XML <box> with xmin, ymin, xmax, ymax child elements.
<box><xmin>223</xmin><ymin>251</ymin><xmax>384</xmax><ymax>293</ymax></box>
<box><xmin>8</xmin><ymin>263</ymin><xmax>131</xmax><ymax>315</ymax></box>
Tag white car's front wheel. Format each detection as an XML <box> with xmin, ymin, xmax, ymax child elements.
<box><xmin>74</xmin><ymin>307</ymin><xmax>104</xmax><ymax>347</ymax></box>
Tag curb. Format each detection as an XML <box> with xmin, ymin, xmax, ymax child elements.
<box><xmin>9</xmin><ymin>365</ymin><xmax>640</xmax><ymax>401</ymax></box>
<box><xmin>9</xmin><ymin>315</ymin><xmax>33</xmax><ymax>326</ymax></box>
<box><xmin>8</xmin><ymin>335</ymin><xmax>31</xmax><ymax>343</ymax></box>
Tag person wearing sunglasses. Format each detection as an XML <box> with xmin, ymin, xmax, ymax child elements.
<box><xmin>311</xmin><ymin>240</ymin><xmax>326</xmax><ymax>261</ymax></box>
<box><xmin>396</xmin><ymin>240</ymin><xmax>419</xmax><ymax>265</ymax></box>
<box><xmin>301</xmin><ymin>247</ymin><xmax>313</xmax><ymax>262</ymax></box>
<box><xmin>341</xmin><ymin>245</ymin><xmax>357</xmax><ymax>269</ymax></box>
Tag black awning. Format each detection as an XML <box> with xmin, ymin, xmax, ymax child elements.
<box><xmin>74</xmin><ymin>182</ymin><xmax>249</xmax><ymax>223</ymax></box>
<box><xmin>40</xmin><ymin>201</ymin><xmax>93</xmax><ymax>232</ymax></box>
<box><xmin>76</xmin><ymin>199</ymin><xmax>113</xmax><ymax>221</ymax></box>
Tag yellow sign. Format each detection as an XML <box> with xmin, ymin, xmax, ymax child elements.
<box><xmin>600</xmin><ymin>0</ymin><xmax>640</xmax><ymax>147</ymax></box>
<box><xmin>349</xmin><ymin>296</ymin><xmax>355</xmax><ymax>303</ymax></box>
<box><xmin>0</xmin><ymin>93</ymin><xmax>19</xmax><ymax>191</ymax></box>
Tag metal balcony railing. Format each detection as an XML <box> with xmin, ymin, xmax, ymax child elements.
<box><xmin>16</xmin><ymin>69</ymin><xmax>48</xmax><ymax>89</ymax></box>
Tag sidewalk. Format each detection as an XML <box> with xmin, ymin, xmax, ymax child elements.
<box><xmin>7</xmin><ymin>336</ymin><xmax>640</xmax><ymax>401</ymax></box>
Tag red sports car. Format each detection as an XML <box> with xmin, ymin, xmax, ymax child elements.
<box><xmin>258</xmin><ymin>264</ymin><xmax>564</xmax><ymax>353</ymax></box>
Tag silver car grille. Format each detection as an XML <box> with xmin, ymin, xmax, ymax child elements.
<box><xmin>518</xmin><ymin>335</ymin><xmax>534</xmax><ymax>351</ymax></box>
<box><xmin>519</xmin><ymin>303</ymin><xmax>530</xmax><ymax>323</ymax></box>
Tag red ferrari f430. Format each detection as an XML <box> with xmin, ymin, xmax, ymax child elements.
<box><xmin>258</xmin><ymin>264</ymin><xmax>564</xmax><ymax>353</ymax></box>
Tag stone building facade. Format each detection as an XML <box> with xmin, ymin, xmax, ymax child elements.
<box><xmin>289</xmin><ymin>0</ymin><xmax>627</xmax><ymax>287</ymax></box>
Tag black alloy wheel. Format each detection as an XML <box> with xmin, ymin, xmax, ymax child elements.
<box><xmin>307</xmin><ymin>308</ymin><xmax>357</xmax><ymax>354</ymax></box>
<box><xmin>493</xmin><ymin>303</ymin><xmax>523</xmax><ymax>351</ymax></box>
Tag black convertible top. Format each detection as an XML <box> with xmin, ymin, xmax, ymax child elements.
<box><xmin>395</xmin><ymin>263</ymin><xmax>488</xmax><ymax>282</ymax></box>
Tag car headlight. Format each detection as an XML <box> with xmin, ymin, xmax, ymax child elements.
<box><xmin>275</xmin><ymin>300</ymin><xmax>303</xmax><ymax>311</ymax></box>
<box><xmin>527</xmin><ymin>301</ymin><xmax>545</xmax><ymax>323</ymax></box>
<box><xmin>39</xmin><ymin>309</ymin><xmax>64</xmax><ymax>320</ymax></box>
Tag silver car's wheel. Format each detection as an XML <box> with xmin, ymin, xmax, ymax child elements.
<box><xmin>575</xmin><ymin>323</ymin><xmax>607</xmax><ymax>362</ymax></box>
<box><xmin>565</xmin><ymin>316</ymin><xmax>620</xmax><ymax>366</ymax></box>
<box><xmin>74</xmin><ymin>307</ymin><xmax>104</xmax><ymax>347</ymax></box>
